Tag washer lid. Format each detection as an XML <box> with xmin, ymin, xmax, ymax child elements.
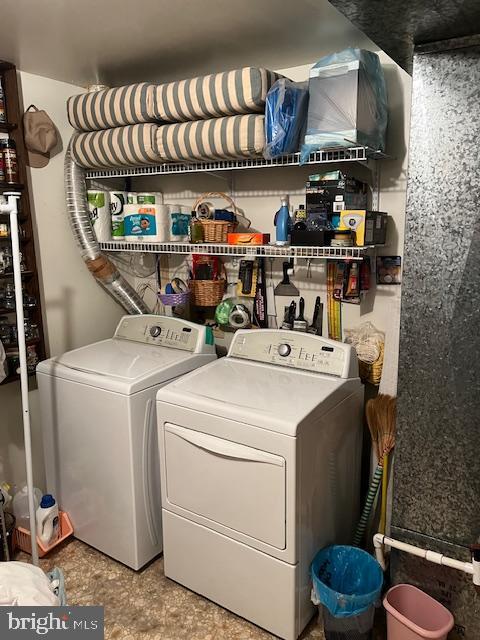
<box><xmin>156</xmin><ymin>357</ymin><xmax>361</xmax><ymax>436</ymax></box>
<box><xmin>37</xmin><ymin>338</ymin><xmax>198</xmax><ymax>394</ymax></box>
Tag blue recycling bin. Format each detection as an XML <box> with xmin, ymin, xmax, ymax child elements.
<box><xmin>311</xmin><ymin>545</ymin><xmax>383</xmax><ymax>640</ymax></box>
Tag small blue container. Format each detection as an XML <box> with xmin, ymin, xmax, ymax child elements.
<box><xmin>311</xmin><ymin>545</ymin><xmax>383</xmax><ymax>618</ymax></box>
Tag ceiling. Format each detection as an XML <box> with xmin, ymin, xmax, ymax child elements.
<box><xmin>0</xmin><ymin>0</ymin><xmax>377</xmax><ymax>88</ymax></box>
<box><xmin>329</xmin><ymin>0</ymin><xmax>480</xmax><ymax>73</ymax></box>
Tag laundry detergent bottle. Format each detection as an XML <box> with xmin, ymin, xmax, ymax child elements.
<box><xmin>275</xmin><ymin>196</ymin><xmax>290</xmax><ymax>246</ymax></box>
<box><xmin>36</xmin><ymin>494</ymin><xmax>60</xmax><ymax>546</ymax></box>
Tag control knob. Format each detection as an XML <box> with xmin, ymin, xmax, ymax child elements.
<box><xmin>149</xmin><ymin>325</ymin><xmax>162</xmax><ymax>337</ymax></box>
<box><xmin>277</xmin><ymin>343</ymin><xmax>291</xmax><ymax>357</ymax></box>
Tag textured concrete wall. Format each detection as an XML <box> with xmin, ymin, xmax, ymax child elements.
<box><xmin>392</xmin><ymin>42</ymin><xmax>480</xmax><ymax>638</ymax></box>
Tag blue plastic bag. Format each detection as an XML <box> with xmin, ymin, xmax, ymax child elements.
<box><xmin>301</xmin><ymin>48</ymin><xmax>388</xmax><ymax>163</ymax></box>
<box><xmin>264</xmin><ymin>79</ymin><xmax>309</xmax><ymax>159</ymax></box>
<box><xmin>311</xmin><ymin>545</ymin><xmax>383</xmax><ymax>617</ymax></box>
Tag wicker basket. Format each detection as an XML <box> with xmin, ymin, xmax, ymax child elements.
<box><xmin>189</xmin><ymin>278</ymin><xmax>226</xmax><ymax>307</ymax></box>
<box><xmin>359</xmin><ymin>342</ymin><xmax>384</xmax><ymax>385</ymax></box>
<box><xmin>193</xmin><ymin>192</ymin><xmax>239</xmax><ymax>243</ymax></box>
<box><xmin>158</xmin><ymin>291</ymin><xmax>190</xmax><ymax>306</ymax></box>
<box><xmin>200</xmin><ymin>220</ymin><xmax>236</xmax><ymax>243</ymax></box>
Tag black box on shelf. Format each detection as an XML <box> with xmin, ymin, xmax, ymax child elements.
<box><xmin>290</xmin><ymin>229</ymin><xmax>328</xmax><ymax>246</ymax></box>
<box><xmin>306</xmin><ymin>173</ymin><xmax>368</xmax><ymax>219</ymax></box>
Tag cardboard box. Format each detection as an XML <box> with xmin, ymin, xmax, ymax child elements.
<box><xmin>339</xmin><ymin>210</ymin><xmax>387</xmax><ymax>246</ymax></box>
<box><xmin>227</xmin><ymin>233</ymin><xmax>270</xmax><ymax>245</ymax></box>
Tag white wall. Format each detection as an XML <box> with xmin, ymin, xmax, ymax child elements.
<box><xmin>123</xmin><ymin>54</ymin><xmax>411</xmax><ymax>393</ymax></box>
<box><xmin>0</xmin><ymin>50</ymin><xmax>411</xmax><ymax>495</ymax></box>
<box><xmin>0</xmin><ymin>71</ymin><xmax>123</xmax><ymax>492</ymax></box>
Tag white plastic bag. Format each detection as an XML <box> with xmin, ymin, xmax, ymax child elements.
<box><xmin>345</xmin><ymin>322</ymin><xmax>385</xmax><ymax>385</ymax></box>
<box><xmin>264</xmin><ymin>79</ymin><xmax>309</xmax><ymax>159</ymax></box>
<box><xmin>0</xmin><ymin>562</ymin><xmax>60</xmax><ymax>606</ymax></box>
<box><xmin>345</xmin><ymin>322</ymin><xmax>384</xmax><ymax>364</ymax></box>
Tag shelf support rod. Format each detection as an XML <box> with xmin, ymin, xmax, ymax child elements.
<box><xmin>0</xmin><ymin>192</ymin><xmax>39</xmax><ymax>565</ymax></box>
<box><xmin>372</xmin><ymin>160</ymin><xmax>381</xmax><ymax>211</ymax></box>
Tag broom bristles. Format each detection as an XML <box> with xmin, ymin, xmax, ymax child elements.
<box><xmin>366</xmin><ymin>393</ymin><xmax>397</xmax><ymax>463</ymax></box>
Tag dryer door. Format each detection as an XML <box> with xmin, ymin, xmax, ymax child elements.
<box><xmin>163</xmin><ymin>423</ymin><xmax>286</xmax><ymax>549</ymax></box>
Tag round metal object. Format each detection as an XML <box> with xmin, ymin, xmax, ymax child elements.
<box><xmin>278</xmin><ymin>343</ymin><xmax>291</xmax><ymax>357</ymax></box>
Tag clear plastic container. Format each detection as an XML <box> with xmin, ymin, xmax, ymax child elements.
<box><xmin>12</xmin><ymin>485</ymin><xmax>42</xmax><ymax>530</ymax></box>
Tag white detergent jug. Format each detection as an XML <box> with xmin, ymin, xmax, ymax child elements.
<box><xmin>12</xmin><ymin>486</ymin><xmax>42</xmax><ymax>530</ymax></box>
<box><xmin>36</xmin><ymin>494</ymin><xmax>60</xmax><ymax>546</ymax></box>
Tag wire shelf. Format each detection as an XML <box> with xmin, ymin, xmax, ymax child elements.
<box><xmin>85</xmin><ymin>147</ymin><xmax>388</xmax><ymax>179</ymax></box>
<box><xmin>99</xmin><ymin>241</ymin><xmax>377</xmax><ymax>259</ymax></box>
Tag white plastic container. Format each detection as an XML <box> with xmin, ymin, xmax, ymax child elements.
<box><xmin>36</xmin><ymin>494</ymin><xmax>60</xmax><ymax>546</ymax></box>
<box><xmin>12</xmin><ymin>485</ymin><xmax>42</xmax><ymax>530</ymax></box>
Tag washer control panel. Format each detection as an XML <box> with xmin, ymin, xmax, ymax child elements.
<box><xmin>228</xmin><ymin>329</ymin><xmax>357</xmax><ymax>379</ymax></box>
<box><xmin>114</xmin><ymin>315</ymin><xmax>214</xmax><ymax>353</ymax></box>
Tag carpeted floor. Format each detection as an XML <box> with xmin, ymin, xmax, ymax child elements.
<box><xmin>19</xmin><ymin>538</ymin><xmax>326</xmax><ymax>640</ymax></box>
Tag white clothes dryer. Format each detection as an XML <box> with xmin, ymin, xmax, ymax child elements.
<box><xmin>156</xmin><ymin>329</ymin><xmax>363</xmax><ymax>639</ymax></box>
<box><xmin>37</xmin><ymin>315</ymin><xmax>216</xmax><ymax>569</ymax></box>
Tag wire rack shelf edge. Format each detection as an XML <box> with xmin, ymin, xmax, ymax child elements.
<box><xmin>99</xmin><ymin>241</ymin><xmax>379</xmax><ymax>260</ymax></box>
<box><xmin>85</xmin><ymin>147</ymin><xmax>389</xmax><ymax>179</ymax></box>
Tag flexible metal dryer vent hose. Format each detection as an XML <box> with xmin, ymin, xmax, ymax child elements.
<box><xmin>64</xmin><ymin>145</ymin><xmax>149</xmax><ymax>315</ymax></box>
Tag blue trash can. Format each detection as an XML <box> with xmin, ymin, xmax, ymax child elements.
<box><xmin>311</xmin><ymin>545</ymin><xmax>383</xmax><ymax>640</ymax></box>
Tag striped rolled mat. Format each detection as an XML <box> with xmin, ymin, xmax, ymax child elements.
<box><xmin>71</xmin><ymin>124</ymin><xmax>160</xmax><ymax>169</ymax></box>
<box><xmin>67</xmin><ymin>83</ymin><xmax>158</xmax><ymax>132</ymax></box>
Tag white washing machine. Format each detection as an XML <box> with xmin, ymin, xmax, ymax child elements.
<box><xmin>37</xmin><ymin>315</ymin><xmax>216</xmax><ymax>570</ymax></box>
<box><xmin>156</xmin><ymin>329</ymin><xmax>363</xmax><ymax>640</ymax></box>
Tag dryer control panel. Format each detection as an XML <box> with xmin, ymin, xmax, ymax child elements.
<box><xmin>228</xmin><ymin>329</ymin><xmax>358</xmax><ymax>379</ymax></box>
<box><xmin>114</xmin><ymin>315</ymin><xmax>215</xmax><ymax>354</ymax></box>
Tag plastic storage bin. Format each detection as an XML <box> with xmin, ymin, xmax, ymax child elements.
<box><xmin>301</xmin><ymin>48</ymin><xmax>388</xmax><ymax>163</ymax></box>
<box><xmin>384</xmin><ymin>584</ymin><xmax>454</xmax><ymax>640</ymax></box>
<box><xmin>311</xmin><ymin>545</ymin><xmax>383</xmax><ymax>640</ymax></box>
<box><xmin>14</xmin><ymin>511</ymin><xmax>73</xmax><ymax>558</ymax></box>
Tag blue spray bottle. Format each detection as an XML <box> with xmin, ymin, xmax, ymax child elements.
<box><xmin>275</xmin><ymin>195</ymin><xmax>290</xmax><ymax>246</ymax></box>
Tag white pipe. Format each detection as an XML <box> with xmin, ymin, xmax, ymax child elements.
<box><xmin>0</xmin><ymin>193</ymin><xmax>39</xmax><ymax>565</ymax></box>
<box><xmin>373</xmin><ymin>533</ymin><xmax>479</xmax><ymax>586</ymax></box>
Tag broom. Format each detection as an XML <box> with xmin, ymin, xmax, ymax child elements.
<box><xmin>378</xmin><ymin>395</ymin><xmax>396</xmax><ymax>535</ymax></box>
<box><xmin>353</xmin><ymin>394</ymin><xmax>397</xmax><ymax>546</ymax></box>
